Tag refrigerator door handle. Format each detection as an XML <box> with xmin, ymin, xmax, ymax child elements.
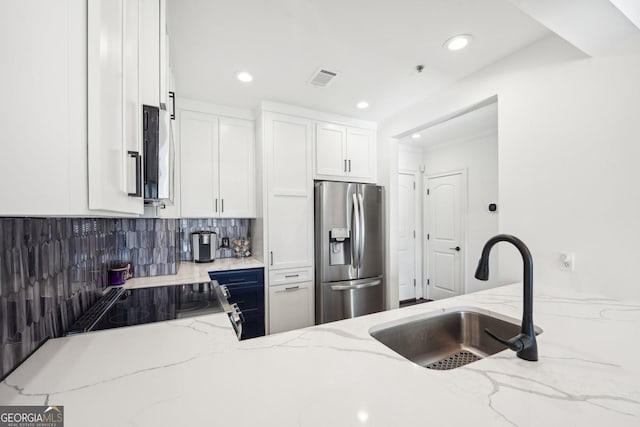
<box><xmin>357</xmin><ymin>192</ymin><xmax>365</xmax><ymax>268</ymax></box>
<box><xmin>331</xmin><ymin>279</ymin><xmax>381</xmax><ymax>291</ymax></box>
<box><xmin>352</xmin><ymin>192</ymin><xmax>361</xmax><ymax>268</ymax></box>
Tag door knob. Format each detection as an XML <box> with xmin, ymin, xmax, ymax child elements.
<box><xmin>450</xmin><ymin>246</ymin><xmax>461</xmax><ymax>251</ymax></box>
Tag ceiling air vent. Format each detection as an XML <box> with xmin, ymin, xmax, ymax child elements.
<box><xmin>308</xmin><ymin>68</ymin><xmax>338</xmax><ymax>87</ymax></box>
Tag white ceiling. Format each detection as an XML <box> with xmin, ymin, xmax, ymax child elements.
<box><xmin>400</xmin><ymin>102</ymin><xmax>498</xmax><ymax>148</ymax></box>
<box><xmin>167</xmin><ymin>0</ymin><xmax>549</xmax><ymax>120</ymax></box>
<box><xmin>508</xmin><ymin>0</ymin><xmax>640</xmax><ymax>57</ymax></box>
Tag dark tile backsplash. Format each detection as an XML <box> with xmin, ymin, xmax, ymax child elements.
<box><xmin>116</xmin><ymin>218</ymin><xmax>181</xmax><ymax>278</ymax></box>
<box><xmin>0</xmin><ymin>218</ymin><xmax>117</xmax><ymax>380</ymax></box>
<box><xmin>0</xmin><ymin>216</ymin><xmax>250</xmax><ymax>380</ymax></box>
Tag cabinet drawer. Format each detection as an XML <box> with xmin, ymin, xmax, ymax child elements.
<box><xmin>269</xmin><ymin>268</ymin><xmax>313</xmax><ymax>286</ymax></box>
<box><xmin>240</xmin><ymin>310</ymin><xmax>265</xmax><ymax>340</ymax></box>
<box><xmin>210</xmin><ymin>268</ymin><xmax>263</xmax><ymax>285</ymax></box>
<box><xmin>268</xmin><ymin>281</ymin><xmax>314</xmax><ymax>334</ymax></box>
<box><xmin>224</xmin><ymin>283</ymin><xmax>261</xmax><ymax>312</ymax></box>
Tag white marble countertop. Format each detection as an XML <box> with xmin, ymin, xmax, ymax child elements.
<box><xmin>124</xmin><ymin>256</ymin><xmax>264</xmax><ymax>289</ymax></box>
<box><xmin>1</xmin><ymin>284</ymin><xmax>639</xmax><ymax>427</ymax></box>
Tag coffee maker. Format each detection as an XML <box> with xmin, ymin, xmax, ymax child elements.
<box><xmin>191</xmin><ymin>231</ymin><xmax>217</xmax><ymax>263</ymax></box>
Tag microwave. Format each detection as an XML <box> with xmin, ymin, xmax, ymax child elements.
<box><xmin>143</xmin><ymin>105</ymin><xmax>175</xmax><ymax>206</ymax></box>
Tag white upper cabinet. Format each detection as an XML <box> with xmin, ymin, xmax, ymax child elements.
<box><xmin>141</xmin><ymin>0</ymin><xmax>172</xmax><ymax>110</ymax></box>
<box><xmin>140</xmin><ymin>0</ymin><xmax>160</xmax><ymax>107</ymax></box>
<box><xmin>180</xmin><ymin>111</ymin><xmax>218</xmax><ymax>217</ymax></box>
<box><xmin>87</xmin><ymin>0</ymin><xmax>144</xmax><ymax>215</ymax></box>
<box><xmin>346</xmin><ymin>127</ymin><xmax>376</xmax><ymax>181</ymax></box>
<box><xmin>1</xmin><ymin>0</ymin><xmax>88</xmax><ymax>216</ymax></box>
<box><xmin>315</xmin><ymin>122</ymin><xmax>347</xmax><ymax>176</ymax></box>
<box><xmin>219</xmin><ymin>117</ymin><xmax>256</xmax><ymax>218</ymax></box>
<box><xmin>264</xmin><ymin>112</ymin><xmax>314</xmax><ymax>270</ymax></box>
<box><xmin>314</xmin><ymin>120</ymin><xmax>376</xmax><ymax>183</ymax></box>
<box><xmin>180</xmin><ymin>111</ymin><xmax>255</xmax><ymax>218</ymax></box>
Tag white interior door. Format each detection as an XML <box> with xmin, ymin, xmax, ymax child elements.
<box><xmin>398</xmin><ymin>173</ymin><xmax>416</xmax><ymax>301</ymax></box>
<box><xmin>426</xmin><ymin>172</ymin><xmax>464</xmax><ymax>300</ymax></box>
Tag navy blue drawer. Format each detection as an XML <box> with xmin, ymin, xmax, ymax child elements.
<box><xmin>210</xmin><ymin>268</ymin><xmax>264</xmax><ymax>340</ymax></box>
<box><xmin>209</xmin><ymin>268</ymin><xmax>261</xmax><ymax>286</ymax></box>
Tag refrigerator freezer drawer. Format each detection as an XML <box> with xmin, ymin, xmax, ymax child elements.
<box><xmin>316</xmin><ymin>276</ymin><xmax>383</xmax><ymax>324</ymax></box>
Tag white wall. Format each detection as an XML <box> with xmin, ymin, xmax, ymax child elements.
<box><xmin>380</xmin><ymin>34</ymin><xmax>640</xmax><ymax>302</ymax></box>
<box><xmin>423</xmin><ymin>131</ymin><xmax>499</xmax><ymax>294</ymax></box>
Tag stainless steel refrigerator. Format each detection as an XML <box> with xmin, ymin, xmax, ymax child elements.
<box><xmin>315</xmin><ymin>181</ymin><xmax>384</xmax><ymax>324</ymax></box>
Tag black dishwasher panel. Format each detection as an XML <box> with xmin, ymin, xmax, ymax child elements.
<box><xmin>210</xmin><ymin>268</ymin><xmax>265</xmax><ymax>339</ymax></box>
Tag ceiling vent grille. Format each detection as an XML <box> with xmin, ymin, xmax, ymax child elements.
<box><xmin>309</xmin><ymin>68</ymin><xmax>338</xmax><ymax>87</ymax></box>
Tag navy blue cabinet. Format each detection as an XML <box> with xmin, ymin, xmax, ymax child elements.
<box><xmin>209</xmin><ymin>268</ymin><xmax>265</xmax><ymax>339</ymax></box>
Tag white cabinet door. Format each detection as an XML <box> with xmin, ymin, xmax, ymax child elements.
<box><xmin>265</xmin><ymin>113</ymin><xmax>313</xmax><ymax>270</ymax></box>
<box><xmin>218</xmin><ymin>117</ymin><xmax>255</xmax><ymax>218</ymax></box>
<box><xmin>1</xmin><ymin>0</ymin><xmax>83</xmax><ymax>215</ymax></box>
<box><xmin>268</xmin><ymin>196</ymin><xmax>312</xmax><ymax>268</ymax></box>
<box><xmin>180</xmin><ymin>111</ymin><xmax>218</xmax><ymax>217</ymax></box>
<box><xmin>87</xmin><ymin>0</ymin><xmax>143</xmax><ymax>215</ymax></box>
<box><xmin>139</xmin><ymin>0</ymin><xmax>160</xmax><ymax>107</ymax></box>
<box><xmin>159</xmin><ymin>0</ymin><xmax>168</xmax><ymax>108</ymax></box>
<box><xmin>346</xmin><ymin>127</ymin><xmax>375</xmax><ymax>182</ymax></box>
<box><xmin>123</xmin><ymin>0</ymin><xmax>142</xmax><ymax>197</ymax></box>
<box><xmin>269</xmin><ymin>281</ymin><xmax>314</xmax><ymax>334</ymax></box>
<box><xmin>315</xmin><ymin>122</ymin><xmax>347</xmax><ymax>177</ymax></box>
<box><xmin>313</xmin><ymin>121</ymin><xmax>376</xmax><ymax>183</ymax></box>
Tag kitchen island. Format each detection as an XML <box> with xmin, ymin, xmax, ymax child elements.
<box><xmin>1</xmin><ymin>283</ymin><xmax>639</xmax><ymax>426</ymax></box>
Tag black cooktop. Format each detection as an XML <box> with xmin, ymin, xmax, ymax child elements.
<box><xmin>67</xmin><ymin>282</ymin><xmax>226</xmax><ymax>334</ymax></box>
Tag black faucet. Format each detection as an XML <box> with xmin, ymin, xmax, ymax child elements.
<box><xmin>474</xmin><ymin>234</ymin><xmax>538</xmax><ymax>361</ymax></box>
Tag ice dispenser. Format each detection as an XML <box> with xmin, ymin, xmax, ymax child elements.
<box><xmin>329</xmin><ymin>228</ymin><xmax>351</xmax><ymax>265</ymax></box>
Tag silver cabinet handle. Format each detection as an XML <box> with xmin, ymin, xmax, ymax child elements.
<box><xmin>229</xmin><ymin>303</ymin><xmax>244</xmax><ymax>339</ymax></box>
<box><xmin>276</xmin><ymin>285</ymin><xmax>300</xmax><ymax>293</ymax></box>
<box><xmin>344</xmin><ymin>159</ymin><xmax>347</xmax><ymax>172</ymax></box>
<box><xmin>348</xmin><ymin>159</ymin><xmax>351</xmax><ymax>172</ymax></box>
<box><xmin>284</xmin><ymin>274</ymin><xmax>299</xmax><ymax>278</ymax></box>
<box><xmin>168</xmin><ymin>91</ymin><xmax>175</xmax><ymax>120</ymax></box>
<box><xmin>127</xmin><ymin>151</ymin><xmax>142</xmax><ymax>197</ymax></box>
<box><xmin>221</xmin><ymin>198</ymin><xmax>224</xmax><ymax>213</ymax></box>
<box><xmin>220</xmin><ymin>285</ymin><xmax>230</xmax><ymax>299</ymax></box>
<box><xmin>270</xmin><ymin>251</ymin><xmax>274</xmax><ymax>265</ymax></box>
<box><xmin>215</xmin><ymin>199</ymin><xmax>218</xmax><ymax>213</ymax></box>
<box><xmin>331</xmin><ymin>280</ymin><xmax>381</xmax><ymax>291</ymax></box>
<box><xmin>449</xmin><ymin>246</ymin><xmax>461</xmax><ymax>252</ymax></box>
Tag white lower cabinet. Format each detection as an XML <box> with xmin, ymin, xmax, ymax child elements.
<box><xmin>268</xmin><ymin>281</ymin><xmax>314</xmax><ymax>334</ymax></box>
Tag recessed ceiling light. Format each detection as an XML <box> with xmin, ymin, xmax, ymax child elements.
<box><xmin>356</xmin><ymin>101</ymin><xmax>369</xmax><ymax>109</ymax></box>
<box><xmin>236</xmin><ymin>71</ymin><xmax>253</xmax><ymax>82</ymax></box>
<box><xmin>411</xmin><ymin>133</ymin><xmax>421</xmax><ymax>139</ymax></box>
<box><xmin>444</xmin><ymin>34</ymin><xmax>473</xmax><ymax>51</ymax></box>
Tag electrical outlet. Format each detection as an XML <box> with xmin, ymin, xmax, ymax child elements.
<box><xmin>559</xmin><ymin>252</ymin><xmax>575</xmax><ymax>272</ymax></box>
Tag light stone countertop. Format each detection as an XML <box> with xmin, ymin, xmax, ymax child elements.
<box><xmin>1</xmin><ymin>283</ymin><xmax>639</xmax><ymax>427</ymax></box>
<box><xmin>124</xmin><ymin>256</ymin><xmax>264</xmax><ymax>289</ymax></box>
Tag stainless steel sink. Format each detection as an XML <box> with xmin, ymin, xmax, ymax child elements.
<box><xmin>369</xmin><ymin>307</ymin><xmax>543</xmax><ymax>370</ymax></box>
